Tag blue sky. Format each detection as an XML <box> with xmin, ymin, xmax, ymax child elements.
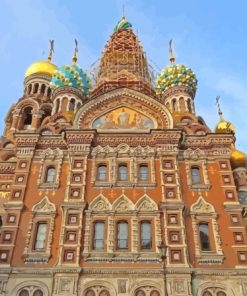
<box><xmin>0</xmin><ymin>0</ymin><xmax>247</xmax><ymax>151</ymax></box>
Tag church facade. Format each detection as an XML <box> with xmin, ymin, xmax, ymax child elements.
<box><xmin>0</xmin><ymin>16</ymin><xmax>247</xmax><ymax>296</ymax></box>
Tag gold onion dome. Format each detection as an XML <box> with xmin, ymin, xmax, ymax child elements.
<box><xmin>230</xmin><ymin>145</ymin><xmax>247</xmax><ymax>169</ymax></box>
<box><xmin>215</xmin><ymin>113</ymin><xmax>236</xmax><ymax>134</ymax></box>
<box><xmin>25</xmin><ymin>60</ymin><xmax>57</xmax><ymax>78</ymax></box>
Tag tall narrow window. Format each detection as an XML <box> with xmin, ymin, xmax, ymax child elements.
<box><xmin>191</xmin><ymin>166</ymin><xmax>201</xmax><ymax>184</ymax></box>
<box><xmin>34</xmin><ymin>223</ymin><xmax>48</xmax><ymax>250</ymax></box>
<box><xmin>118</xmin><ymin>165</ymin><xmax>128</xmax><ymax>181</ymax></box>
<box><xmin>199</xmin><ymin>223</ymin><xmax>211</xmax><ymax>251</ymax></box>
<box><xmin>23</xmin><ymin>107</ymin><xmax>33</xmax><ymax>126</ymax></box>
<box><xmin>93</xmin><ymin>222</ymin><xmax>105</xmax><ymax>250</ymax></box>
<box><xmin>141</xmin><ymin>221</ymin><xmax>152</xmax><ymax>249</ymax></box>
<box><xmin>139</xmin><ymin>165</ymin><xmax>148</xmax><ymax>181</ymax></box>
<box><xmin>117</xmin><ymin>221</ymin><xmax>128</xmax><ymax>249</ymax></box>
<box><xmin>45</xmin><ymin>166</ymin><xmax>56</xmax><ymax>183</ymax></box>
<box><xmin>68</xmin><ymin>99</ymin><xmax>75</xmax><ymax>111</ymax></box>
<box><xmin>97</xmin><ymin>165</ymin><xmax>107</xmax><ymax>181</ymax></box>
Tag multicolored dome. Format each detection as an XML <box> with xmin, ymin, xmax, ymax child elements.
<box><xmin>231</xmin><ymin>145</ymin><xmax>247</xmax><ymax>169</ymax></box>
<box><xmin>114</xmin><ymin>16</ymin><xmax>132</xmax><ymax>32</ymax></box>
<box><xmin>156</xmin><ymin>64</ymin><xmax>197</xmax><ymax>94</ymax></box>
<box><xmin>25</xmin><ymin>60</ymin><xmax>57</xmax><ymax>78</ymax></box>
<box><xmin>50</xmin><ymin>63</ymin><xmax>91</xmax><ymax>94</ymax></box>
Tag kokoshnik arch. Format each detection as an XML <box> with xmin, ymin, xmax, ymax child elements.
<box><xmin>0</xmin><ymin>15</ymin><xmax>247</xmax><ymax>296</ymax></box>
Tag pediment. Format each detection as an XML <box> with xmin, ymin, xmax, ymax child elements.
<box><xmin>135</xmin><ymin>194</ymin><xmax>158</xmax><ymax>211</ymax></box>
<box><xmin>32</xmin><ymin>196</ymin><xmax>56</xmax><ymax>214</ymax></box>
<box><xmin>191</xmin><ymin>196</ymin><xmax>215</xmax><ymax>214</ymax></box>
<box><xmin>112</xmin><ymin>195</ymin><xmax>134</xmax><ymax>212</ymax></box>
<box><xmin>89</xmin><ymin>194</ymin><xmax>111</xmax><ymax>211</ymax></box>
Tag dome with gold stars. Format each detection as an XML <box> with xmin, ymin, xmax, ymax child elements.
<box><xmin>231</xmin><ymin>145</ymin><xmax>247</xmax><ymax>169</ymax></box>
<box><xmin>25</xmin><ymin>60</ymin><xmax>57</xmax><ymax>78</ymax></box>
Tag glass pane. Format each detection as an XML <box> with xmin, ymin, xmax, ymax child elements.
<box><xmin>35</xmin><ymin>223</ymin><xmax>47</xmax><ymax>250</ymax></box>
<box><xmin>191</xmin><ymin>167</ymin><xmax>200</xmax><ymax>184</ymax></box>
<box><xmin>46</xmin><ymin>167</ymin><xmax>55</xmax><ymax>183</ymax></box>
<box><xmin>19</xmin><ymin>290</ymin><xmax>29</xmax><ymax>296</ymax></box>
<box><xmin>33</xmin><ymin>290</ymin><xmax>43</xmax><ymax>296</ymax></box>
<box><xmin>150</xmin><ymin>291</ymin><xmax>160</xmax><ymax>296</ymax></box>
<box><xmin>98</xmin><ymin>166</ymin><xmax>107</xmax><ymax>181</ymax></box>
<box><xmin>118</xmin><ymin>222</ymin><xmax>128</xmax><ymax>248</ymax></box>
<box><xmin>94</xmin><ymin>222</ymin><xmax>105</xmax><ymax>250</ymax></box>
<box><xmin>141</xmin><ymin>222</ymin><xmax>151</xmax><ymax>249</ymax></box>
<box><xmin>85</xmin><ymin>289</ymin><xmax>96</xmax><ymax>296</ymax></box>
<box><xmin>199</xmin><ymin>224</ymin><xmax>211</xmax><ymax>251</ymax></box>
<box><xmin>119</xmin><ymin>165</ymin><xmax>127</xmax><ymax>181</ymax></box>
<box><xmin>139</xmin><ymin>165</ymin><xmax>148</xmax><ymax>181</ymax></box>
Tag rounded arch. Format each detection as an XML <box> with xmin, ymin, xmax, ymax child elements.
<box><xmin>16</xmin><ymin>98</ymin><xmax>39</xmax><ymax>111</ymax></box>
<box><xmin>74</xmin><ymin>89</ymin><xmax>173</xmax><ymax>130</ymax></box>
<box><xmin>80</xmin><ymin>280</ymin><xmax>116</xmax><ymax>296</ymax></box>
<box><xmin>197</xmin><ymin>281</ymin><xmax>235</xmax><ymax>296</ymax></box>
<box><xmin>11</xmin><ymin>280</ymin><xmax>49</xmax><ymax>296</ymax></box>
<box><xmin>131</xmin><ymin>281</ymin><xmax>162</xmax><ymax>296</ymax></box>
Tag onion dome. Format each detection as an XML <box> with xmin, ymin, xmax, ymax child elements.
<box><xmin>156</xmin><ymin>40</ymin><xmax>197</xmax><ymax>94</ymax></box>
<box><xmin>50</xmin><ymin>63</ymin><xmax>91</xmax><ymax>94</ymax></box>
<box><xmin>231</xmin><ymin>145</ymin><xmax>247</xmax><ymax>169</ymax></box>
<box><xmin>214</xmin><ymin>100</ymin><xmax>236</xmax><ymax>134</ymax></box>
<box><xmin>25</xmin><ymin>40</ymin><xmax>57</xmax><ymax>78</ymax></box>
<box><xmin>114</xmin><ymin>16</ymin><xmax>132</xmax><ymax>32</ymax></box>
<box><xmin>25</xmin><ymin>60</ymin><xmax>57</xmax><ymax>78</ymax></box>
<box><xmin>156</xmin><ymin>64</ymin><xmax>197</xmax><ymax>94</ymax></box>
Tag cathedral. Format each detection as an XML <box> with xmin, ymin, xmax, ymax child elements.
<box><xmin>0</xmin><ymin>16</ymin><xmax>247</xmax><ymax>296</ymax></box>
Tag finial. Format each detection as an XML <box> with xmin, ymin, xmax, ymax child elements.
<box><xmin>72</xmin><ymin>38</ymin><xmax>78</xmax><ymax>64</ymax></box>
<box><xmin>216</xmin><ymin>95</ymin><xmax>223</xmax><ymax>117</ymax></box>
<box><xmin>169</xmin><ymin>39</ymin><xmax>176</xmax><ymax>64</ymax></box>
<box><xmin>122</xmin><ymin>5</ymin><xmax>125</xmax><ymax>19</ymax></box>
<box><xmin>48</xmin><ymin>40</ymin><xmax>54</xmax><ymax>62</ymax></box>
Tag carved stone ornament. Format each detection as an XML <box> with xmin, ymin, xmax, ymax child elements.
<box><xmin>112</xmin><ymin>195</ymin><xmax>135</xmax><ymax>212</ymax></box>
<box><xmin>191</xmin><ymin>196</ymin><xmax>215</xmax><ymax>214</ymax></box>
<box><xmin>32</xmin><ymin>196</ymin><xmax>56</xmax><ymax>214</ymax></box>
<box><xmin>89</xmin><ymin>194</ymin><xmax>111</xmax><ymax>212</ymax></box>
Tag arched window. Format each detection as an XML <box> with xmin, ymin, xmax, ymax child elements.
<box><xmin>135</xmin><ymin>290</ymin><xmax>145</xmax><ymax>296</ymax></box>
<box><xmin>199</xmin><ymin>223</ymin><xmax>211</xmax><ymax>251</ymax></box>
<box><xmin>19</xmin><ymin>290</ymin><xmax>29</xmax><ymax>296</ymax></box>
<box><xmin>187</xmin><ymin>99</ymin><xmax>192</xmax><ymax>113</ymax></box>
<box><xmin>118</xmin><ymin>164</ymin><xmax>128</xmax><ymax>181</ymax></box>
<box><xmin>140</xmin><ymin>221</ymin><xmax>152</xmax><ymax>249</ymax></box>
<box><xmin>93</xmin><ymin>222</ymin><xmax>105</xmax><ymax>250</ymax></box>
<box><xmin>34</xmin><ymin>222</ymin><xmax>48</xmax><ymax>250</ymax></box>
<box><xmin>68</xmin><ymin>99</ymin><xmax>75</xmax><ymax>111</ymax></box>
<box><xmin>40</xmin><ymin>84</ymin><xmax>46</xmax><ymax>94</ymax></box>
<box><xmin>33</xmin><ymin>83</ymin><xmax>39</xmax><ymax>94</ymax></box>
<box><xmin>33</xmin><ymin>290</ymin><xmax>43</xmax><ymax>296</ymax></box>
<box><xmin>41</xmin><ymin>107</ymin><xmax>52</xmax><ymax>123</ymax></box>
<box><xmin>97</xmin><ymin>165</ymin><xmax>107</xmax><ymax>181</ymax></box>
<box><xmin>172</xmin><ymin>99</ymin><xmax>177</xmax><ymax>112</ymax></box>
<box><xmin>150</xmin><ymin>290</ymin><xmax>160</xmax><ymax>296</ymax></box>
<box><xmin>139</xmin><ymin>165</ymin><xmax>148</xmax><ymax>181</ymax></box>
<box><xmin>99</xmin><ymin>290</ymin><xmax>110</xmax><ymax>296</ymax></box>
<box><xmin>23</xmin><ymin>107</ymin><xmax>33</xmax><ymax>126</ymax></box>
<box><xmin>28</xmin><ymin>84</ymin><xmax>32</xmax><ymax>95</ymax></box>
<box><xmin>85</xmin><ymin>289</ymin><xmax>96</xmax><ymax>296</ymax></box>
<box><xmin>47</xmin><ymin>87</ymin><xmax>51</xmax><ymax>97</ymax></box>
<box><xmin>202</xmin><ymin>291</ymin><xmax>213</xmax><ymax>296</ymax></box>
<box><xmin>117</xmin><ymin>221</ymin><xmax>128</xmax><ymax>249</ymax></box>
<box><xmin>45</xmin><ymin>166</ymin><xmax>56</xmax><ymax>183</ymax></box>
<box><xmin>191</xmin><ymin>166</ymin><xmax>201</xmax><ymax>184</ymax></box>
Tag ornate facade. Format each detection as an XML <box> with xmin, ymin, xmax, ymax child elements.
<box><xmin>0</xmin><ymin>16</ymin><xmax>247</xmax><ymax>296</ymax></box>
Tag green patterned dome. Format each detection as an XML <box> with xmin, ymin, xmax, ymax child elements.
<box><xmin>156</xmin><ymin>64</ymin><xmax>197</xmax><ymax>94</ymax></box>
<box><xmin>50</xmin><ymin>63</ymin><xmax>91</xmax><ymax>95</ymax></box>
<box><xmin>114</xmin><ymin>16</ymin><xmax>132</xmax><ymax>32</ymax></box>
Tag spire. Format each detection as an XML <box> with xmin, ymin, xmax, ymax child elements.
<box><xmin>72</xmin><ymin>38</ymin><xmax>78</xmax><ymax>64</ymax></box>
<box><xmin>169</xmin><ymin>39</ymin><xmax>176</xmax><ymax>64</ymax></box>
<box><xmin>216</xmin><ymin>95</ymin><xmax>223</xmax><ymax>119</ymax></box>
<box><xmin>215</xmin><ymin>95</ymin><xmax>236</xmax><ymax>134</ymax></box>
<box><xmin>122</xmin><ymin>4</ymin><xmax>125</xmax><ymax>19</ymax></box>
<box><xmin>48</xmin><ymin>40</ymin><xmax>54</xmax><ymax>62</ymax></box>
